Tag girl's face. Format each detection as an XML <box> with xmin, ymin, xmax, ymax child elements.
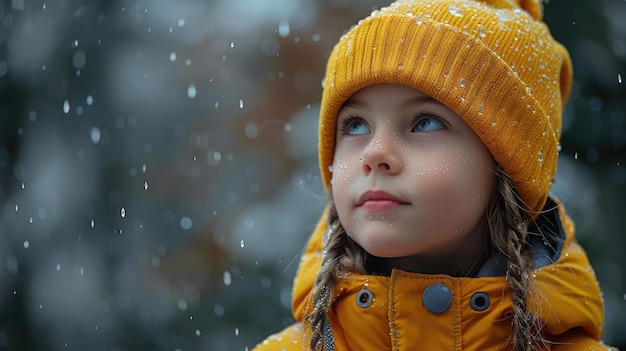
<box><xmin>331</xmin><ymin>84</ymin><xmax>496</xmax><ymax>272</ymax></box>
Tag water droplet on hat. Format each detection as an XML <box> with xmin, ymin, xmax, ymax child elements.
<box><xmin>416</xmin><ymin>16</ymin><xmax>423</xmax><ymax>25</ymax></box>
<box><xmin>478</xmin><ymin>26</ymin><xmax>487</xmax><ymax>38</ymax></box>
<box><xmin>460</xmin><ymin>78</ymin><xmax>465</xmax><ymax>88</ymax></box>
<box><xmin>495</xmin><ymin>10</ymin><xmax>509</xmax><ymax>22</ymax></box>
<box><xmin>538</xmin><ymin>151</ymin><xmax>544</xmax><ymax>163</ymax></box>
<box><xmin>448</xmin><ymin>5</ymin><xmax>463</xmax><ymax>17</ymax></box>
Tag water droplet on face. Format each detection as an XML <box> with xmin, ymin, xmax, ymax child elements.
<box><xmin>144</xmin><ymin>181</ymin><xmax>148</xmax><ymax>190</ymax></box>
<box><xmin>239</xmin><ymin>99</ymin><xmax>244</xmax><ymax>109</ymax></box>
<box><xmin>23</xmin><ymin>241</ymin><xmax>29</xmax><ymax>248</ymax></box>
<box><xmin>235</xmin><ymin>327</ymin><xmax>239</xmax><ymax>336</ymax></box>
<box><xmin>91</xmin><ymin>219</ymin><xmax>95</xmax><ymax>228</ymax></box>
<box><xmin>618</xmin><ymin>73</ymin><xmax>623</xmax><ymax>84</ymax></box>
<box><xmin>195</xmin><ymin>329</ymin><xmax>201</xmax><ymax>336</ymax></box>
<box><xmin>63</xmin><ymin>100</ymin><xmax>70</xmax><ymax>114</ymax></box>
<box><xmin>240</xmin><ymin>240</ymin><xmax>245</xmax><ymax>248</ymax></box>
<box><xmin>120</xmin><ymin>207</ymin><xmax>126</xmax><ymax>218</ymax></box>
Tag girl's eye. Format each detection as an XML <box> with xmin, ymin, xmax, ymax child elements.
<box><xmin>414</xmin><ymin>116</ymin><xmax>445</xmax><ymax>132</ymax></box>
<box><xmin>342</xmin><ymin>118</ymin><xmax>370</xmax><ymax>135</ymax></box>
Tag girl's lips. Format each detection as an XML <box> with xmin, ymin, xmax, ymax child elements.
<box><xmin>357</xmin><ymin>190</ymin><xmax>410</xmax><ymax>211</ymax></box>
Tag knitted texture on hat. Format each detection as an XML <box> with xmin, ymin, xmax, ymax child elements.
<box><xmin>318</xmin><ymin>0</ymin><xmax>572</xmax><ymax>219</ymax></box>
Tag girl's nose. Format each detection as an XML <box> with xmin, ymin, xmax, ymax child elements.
<box><xmin>361</xmin><ymin>135</ymin><xmax>402</xmax><ymax>176</ymax></box>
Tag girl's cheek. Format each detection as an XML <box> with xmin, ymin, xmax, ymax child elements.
<box><xmin>330</xmin><ymin>159</ymin><xmax>352</xmax><ymax>188</ymax></box>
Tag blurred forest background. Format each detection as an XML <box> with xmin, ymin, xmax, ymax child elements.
<box><xmin>0</xmin><ymin>0</ymin><xmax>624</xmax><ymax>350</ymax></box>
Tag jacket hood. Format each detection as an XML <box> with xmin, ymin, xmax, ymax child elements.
<box><xmin>291</xmin><ymin>196</ymin><xmax>605</xmax><ymax>342</ymax></box>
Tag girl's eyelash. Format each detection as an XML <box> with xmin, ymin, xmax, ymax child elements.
<box><xmin>337</xmin><ymin>115</ymin><xmax>363</xmax><ymax>134</ymax></box>
<box><xmin>336</xmin><ymin>113</ymin><xmax>446</xmax><ymax>134</ymax></box>
<box><xmin>412</xmin><ymin>113</ymin><xmax>446</xmax><ymax>129</ymax></box>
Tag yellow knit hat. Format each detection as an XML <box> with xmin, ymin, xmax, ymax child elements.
<box><xmin>318</xmin><ymin>0</ymin><xmax>573</xmax><ymax>219</ymax></box>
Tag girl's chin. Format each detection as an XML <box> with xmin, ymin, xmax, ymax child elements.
<box><xmin>359</xmin><ymin>244</ymin><xmax>417</xmax><ymax>259</ymax></box>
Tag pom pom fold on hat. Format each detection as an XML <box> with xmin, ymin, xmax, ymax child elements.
<box><xmin>318</xmin><ymin>0</ymin><xmax>573</xmax><ymax>219</ymax></box>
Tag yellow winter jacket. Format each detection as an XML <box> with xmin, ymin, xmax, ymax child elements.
<box><xmin>253</xmin><ymin>198</ymin><xmax>613</xmax><ymax>350</ymax></box>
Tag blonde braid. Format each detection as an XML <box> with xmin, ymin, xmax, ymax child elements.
<box><xmin>488</xmin><ymin>167</ymin><xmax>546</xmax><ymax>351</ymax></box>
<box><xmin>307</xmin><ymin>201</ymin><xmax>367</xmax><ymax>350</ymax></box>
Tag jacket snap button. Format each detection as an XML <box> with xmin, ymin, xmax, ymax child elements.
<box><xmin>470</xmin><ymin>292</ymin><xmax>490</xmax><ymax>312</ymax></box>
<box><xmin>356</xmin><ymin>288</ymin><xmax>374</xmax><ymax>308</ymax></box>
<box><xmin>422</xmin><ymin>283</ymin><xmax>452</xmax><ymax>314</ymax></box>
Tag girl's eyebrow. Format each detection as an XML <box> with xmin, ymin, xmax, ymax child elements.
<box><xmin>401</xmin><ymin>95</ymin><xmax>439</xmax><ymax>108</ymax></box>
<box><xmin>341</xmin><ymin>94</ymin><xmax>439</xmax><ymax>110</ymax></box>
<box><xmin>341</xmin><ymin>97</ymin><xmax>368</xmax><ymax>109</ymax></box>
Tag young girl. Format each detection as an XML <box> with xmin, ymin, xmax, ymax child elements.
<box><xmin>254</xmin><ymin>0</ymin><xmax>615</xmax><ymax>350</ymax></box>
